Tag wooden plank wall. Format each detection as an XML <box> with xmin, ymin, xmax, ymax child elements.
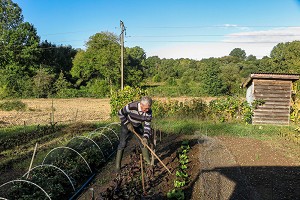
<box><xmin>252</xmin><ymin>79</ymin><xmax>292</xmax><ymax>125</ymax></box>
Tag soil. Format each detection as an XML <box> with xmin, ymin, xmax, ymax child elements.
<box><xmin>78</xmin><ymin>132</ymin><xmax>300</xmax><ymax>200</ymax></box>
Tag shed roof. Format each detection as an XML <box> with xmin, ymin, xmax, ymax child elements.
<box><xmin>242</xmin><ymin>73</ymin><xmax>300</xmax><ymax>88</ymax></box>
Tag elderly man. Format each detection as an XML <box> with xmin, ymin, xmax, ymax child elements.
<box><xmin>115</xmin><ymin>96</ymin><xmax>153</xmax><ymax>172</ymax></box>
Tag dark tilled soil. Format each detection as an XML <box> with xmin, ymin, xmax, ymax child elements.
<box><xmin>78</xmin><ymin>133</ymin><xmax>300</xmax><ymax>200</ymax></box>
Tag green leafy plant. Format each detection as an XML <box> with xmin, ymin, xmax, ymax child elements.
<box><xmin>174</xmin><ymin>180</ymin><xmax>186</xmax><ymax>188</ymax></box>
<box><xmin>167</xmin><ymin>189</ymin><xmax>184</xmax><ymax>200</ymax></box>
<box><xmin>110</xmin><ymin>86</ymin><xmax>147</xmax><ymax>117</ymax></box>
<box><xmin>176</xmin><ymin>170</ymin><xmax>188</xmax><ymax>178</ymax></box>
<box><xmin>167</xmin><ymin>140</ymin><xmax>190</xmax><ymax>199</ymax></box>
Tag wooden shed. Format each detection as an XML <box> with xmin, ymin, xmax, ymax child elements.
<box><xmin>242</xmin><ymin>73</ymin><xmax>300</xmax><ymax>125</ymax></box>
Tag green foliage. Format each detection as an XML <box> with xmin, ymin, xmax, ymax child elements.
<box><xmin>166</xmin><ymin>77</ymin><xmax>177</xmax><ymax>86</ymax></box>
<box><xmin>38</xmin><ymin>41</ymin><xmax>77</xmax><ymax>76</ymax></box>
<box><xmin>152</xmin><ymin>98</ymin><xmax>207</xmax><ymax>119</ymax></box>
<box><xmin>110</xmin><ymin>86</ymin><xmax>147</xmax><ymax>117</ymax></box>
<box><xmin>167</xmin><ymin>140</ymin><xmax>190</xmax><ymax>199</ymax></box>
<box><xmin>71</xmin><ymin>32</ymin><xmax>121</xmax><ymax>92</ymax></box>
<box><xmin>1</xmin><ymin>123</ymin><xmax>120</xmax><ymax>199</ymax></box>
<box><xmin>152</xmin><ymin>74</ymin><xmax>161</xmax><ymax>82</ymax></box>
<box><xmin>167</xmin><ymin>189</ymin><xmax>184</xmax><ymax>200</ymax></box>
<box><xmin>270</xmin><ymin>41</ymin><xmax>300</xmax><ymax>73</ymax></box>
<box><xmin>0</xmin><ymin>100</ymin><xmax>26</xmax><ymax>111</ymax></box>
<box><xmin>152</xmin><ymin>97</ymin><xmax>256</xmax><ymax>124</ymax></box>
<box><xmin>86</xmin><ymin>79</ymin><xmax>110</xmax><ymax>97</ymax></box>
<box><xmin>148</xmin><ymin>82</ymin><xmax>205</xmax><ymax>97</ymax></box>
<box><xmin>229</xmin><ymin>48</ymin><xmax>246</xmax><ymax>60</ymax></box>
<box><xmin>124</xmin><ymin>46</ymin><xmax>146</xmax><ymax>86</ymax></box>
<box><xmin>200</xmin><ymin>58</ymin><xmax>226</xmax><ymax>96</ymax></box>
<box><xmin>208</xmin><ymin>97</ymin><xmax>243</xmax><ymax>122</ymax></box>
<box><xmin>55</xmin><ymin>88</ymin><xmax>89</xmax><ymax>98</ymax></box>
<box><xmin>1</xmin><ymin>1</ymin><xmax>300</xmax><ymax>99</ymax></box>
<box><xmin>240</xmin><ymin>101</ymin><xmax>252</xmax><ymax>124</ymax></box>
<box><xmin>0</xmin><ymin>65</ymin><xmax>34</xmax><ymax>98</ymax></box>
<box><xmin>0</xmin><ymin>3</ymin><xmax>40</xmax><ymax>67</ymax></box>
<box><xmin>32</xmin><ymin>68</ymin><xmax>55</xmax><ymax>98</ymax></box>
<box><xmin>252</xmin><ymin>99</ymin><xmax>265</xmax><ymax>109</ymax></box>
<box><xmin>53</xmin><ymin>71</ymin><xmax>71</xmax><ymax>94</ymax></box>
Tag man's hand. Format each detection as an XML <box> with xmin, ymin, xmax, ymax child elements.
<box><xmin>142</xmin><ymin>137</ymin><xmax>148</xmax><ymax>147</ymax></box>
<box><xmin>126</xmin><ymin>123</ymin><xmax>134</xmax><ymax>132</ymax></box>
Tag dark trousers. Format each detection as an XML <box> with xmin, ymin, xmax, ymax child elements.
<box><xmin>117</xmin><ymin>123</ymin><xmax>143</xmax><ymax>150</ymax></box>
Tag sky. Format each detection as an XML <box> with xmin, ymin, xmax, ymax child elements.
<box><xmin>14</xmin><ymin>0</ymin><xmax>300</xmax><ymax>60</ymax></box>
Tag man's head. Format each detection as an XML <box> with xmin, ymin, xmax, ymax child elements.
<box><xmin>140</xmin><ymin>96</ymin><xmax>152</xmax><ymax>112</ymax></box>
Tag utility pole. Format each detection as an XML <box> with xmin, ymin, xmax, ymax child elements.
<box><xmin>120</xmin><ymin>20</ymin><xmax>125</xmax><ymax>90</ymax></box>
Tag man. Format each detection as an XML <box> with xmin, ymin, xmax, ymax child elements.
<box><xmin>115</xmin><ymin>96</ymin><xmax>153</xmax><ymax>172</ymax></box>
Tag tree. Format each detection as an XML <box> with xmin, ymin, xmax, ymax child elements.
<box><xmin>229</xmin><ymin>48</ymin><xmax>246</xmax><ymax>60</ymax></box>
<box><xmin>246</xmin><ymin>54</ymin><xmax>257</xmax><ymax>61</ymax></box>
<box><xmin>219</xmin><ymin>64</ymin><xmax>241</xmax><ymax>95</ymax></box>
<box><xmin>32</xmin><ymin>68</ymin><xmax>54</xmax><ymax>98</ymax></box>
<box><xmin>0</xmin><ymin>0</ymin><xmax>40</xmax><ymax>68</ymax></box>
<box><xmin>124</xmin><ymin>46</ymin><xmax>146</xmax><ymax>86</ymax></box>
<box><xmin>145</xmin><ymin>56</ymin><xmax>161</xmax><ymax>78</ymax></box>
<box><xmin>0</xmin><ymin>0</ymin><xmax>40</xmax><ymax>97</ymax></box>
<box><xmin>39</xmin><ymin>40</ymin><xmax>77</xmax><ymax>79</ymax></box>
<box><xmin>53</xmin><ymin>71</ymin><xmax>71</xmax><ymax>94</ymax></box>
<box><xmin>71</xmin><ymin>32</ymin><xmax>120</xmax><ymax>94</ymax></box>
<box><xmin>200</xmin><ymin>58</ymin><xmax>225</xmax><ymax>96</ymax></box>
<box><xmin>270</xmin><ymin>41</ymin><xmax>300</xmax><ymax>73</ymax></box>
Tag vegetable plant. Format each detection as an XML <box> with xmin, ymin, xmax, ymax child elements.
<box><xmin>167</xmin><ymin>140</ymin><xmax>190</xmax><ymax>199</ymax></box>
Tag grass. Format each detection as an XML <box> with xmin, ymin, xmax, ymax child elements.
<box><xmin>153</xmin><ymin>118</ymin><xmax>295</xmax><ymax>140</ymax></box>
<box><xmin>0</xmin><ymin>125</ymin><xmax>37</xmax><ymax>139</ymax></box>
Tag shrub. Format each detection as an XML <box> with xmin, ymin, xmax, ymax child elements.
<box><xmin>86</xmin><ymin>79</ymin><xmax>110</xmax><ymax>98</ymax></box>
<box><xmin>0</xmin><ymin>100</ymin><xmax>27</xmax><ymax>111</ymax></box>
<box><xmin>110</xmin><ymin>86</ymin><xmax>148</xmax><ymax>117</ymax></box>
<box><xmin>153</xmin><ymin>97</ymin><xmax>253</xmax><ymax>123</ymax></box>
<box><xmin>152</xmin><ymin>98</ymin><xmax>207</xmax><ymax>119</ymax></box>
<box><xmin>166</xmin><ymin>77</ymin><xmax>177</xmax><ymax>86</ymax></box>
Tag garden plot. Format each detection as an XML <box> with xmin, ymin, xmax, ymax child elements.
<box><xmin>0</xmin><ymin>123</ymin><xmax>120</xmax><ymax>199</ymax></box>
<box><xmin>79</xmin><ymin>133</ymin><xmax>300</xmax><ymax>200</ymax></box>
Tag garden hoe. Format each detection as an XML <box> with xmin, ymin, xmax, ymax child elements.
<box><xmin>131</xmin><ymin>129</ymin><xmax>172</xmax><ymax>175</ymax></box>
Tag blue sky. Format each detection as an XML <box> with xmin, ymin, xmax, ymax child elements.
<box><xmin>14</xmin><ymin>0</ymin><xmax>300</xmax><ymax>60</ymax></box>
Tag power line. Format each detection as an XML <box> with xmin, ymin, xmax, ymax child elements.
<box><xmin>132</xmin><ymin>25</ymin><xmax>300</xmax><ymax>29</ymax></box>
<box><xmin>126</xmin><ymin>34</ymin><xmax>300</xmax><ymax>38</ymax></box>
<box><xmin>35</xmin><ymin>25</ymin><xmax>300</xmax><ymax>37</ymax></box>
<box><xmin>125</xmin><ymin>40</ymin><xmax>294</xmax><ymax>44</ymax></box>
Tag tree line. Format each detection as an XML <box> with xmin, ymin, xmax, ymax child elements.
<box><xmin>1</xmin><ymin>0</ymin><xmax>300</xmax><ymax>99</ymax></box>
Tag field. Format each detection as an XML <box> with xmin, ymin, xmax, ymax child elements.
<box><xmin>1</xmin><ymin>98</ymin><xmax>300</xmax><ymax>199</ymax></box>
<box><xmin>0</xmin><ymin>98</ymin><xmax>111</xmax><ymax>127</ymax></box>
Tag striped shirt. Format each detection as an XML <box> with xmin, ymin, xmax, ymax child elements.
<box><xmin>118</xmin><ymin>101</ymin><xmax>152</xmax><ymax>138</ymax></box>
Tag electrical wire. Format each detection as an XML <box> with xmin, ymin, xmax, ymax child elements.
<box><xmin>126</xmin><ymin>34</ymin><xmax>300</xmax><ymax>38</ymax></box>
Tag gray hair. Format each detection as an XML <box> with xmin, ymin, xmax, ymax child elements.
<box><xmin>140</xmin><ymin>96</ymin><xmax>152</xmax><ymax>106</ymax></box>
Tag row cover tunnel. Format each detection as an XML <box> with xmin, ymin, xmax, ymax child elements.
<box><xmin>0</xmin><ymin>122</ymin><xmax>120</xmax><ymax>200</ymax></box>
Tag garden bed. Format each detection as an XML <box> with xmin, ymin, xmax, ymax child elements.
<box><xmin>79</xmin><ymin>132</ymin><xmax>300</xmax><ymax>200</ymax></box>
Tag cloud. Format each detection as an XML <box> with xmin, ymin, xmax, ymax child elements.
<box><xmin>146</xmin><ymin>27</ymin><xmax>300</xmax><ymax>60</ymax></box>
<box><xmin>146</xmin><ymin>42</ymin><xmax>273</xmax><ymax>60</ymax></box>
<box><xmin>223</xmin><ymin>27</ymin><xmax>300</xmax><ymax>43</ymax></box>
